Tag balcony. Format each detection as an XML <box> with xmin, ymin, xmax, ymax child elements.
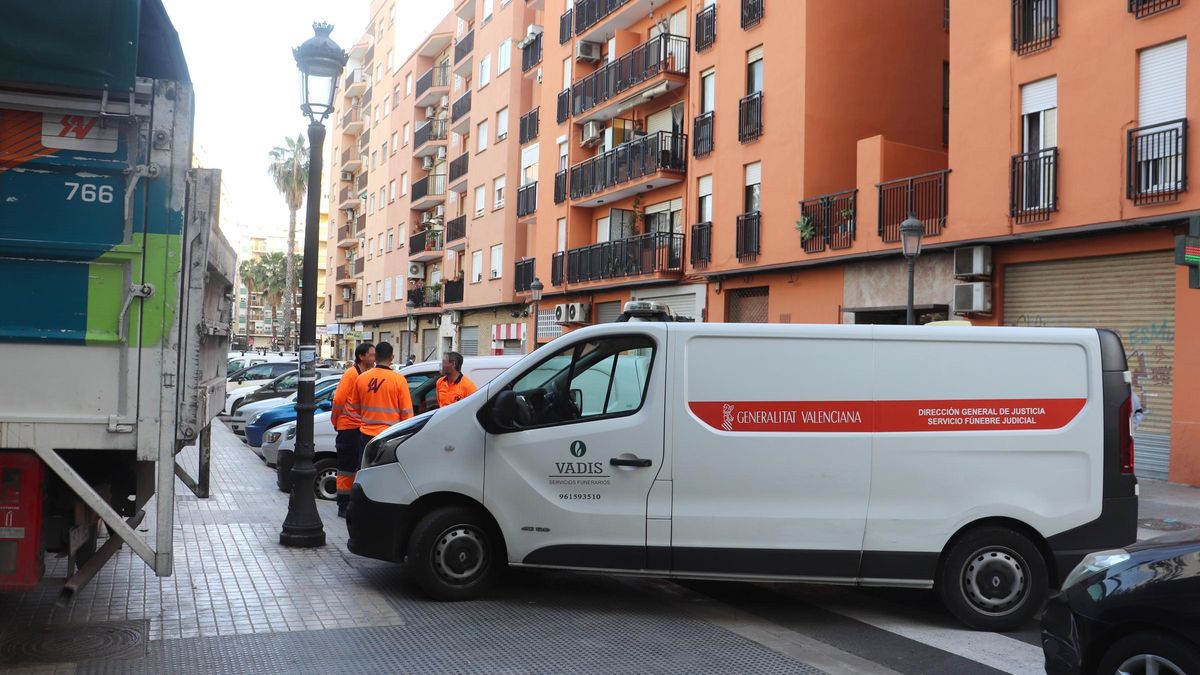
<box><xmin>340</xmin><ymin>147</ymin><xmax>362</xmax><ymax>172</ymax></box>
<box><xmin>409</xmin><ymin>228</ymin><xmax>445</xmax><ymax>262</ymax></box>
<box><xmin>449</xmin><ymin>152</ymin><xmax>470</xmax><ymax>192</ymax></box>
<box><xmin>690</xmin><ymin>221</ymin><xmax>712</xmax><ymax>267</ymax></box>
<box><xmin>573</xmin><ymin>0</ymin><xmax>635</xmax><ymax>39</ymax></box>
<box><xmin>414</xmin><ymin>119</ymin><xmax>449</xmax><ymax>156</ymax></box>
<box><xmin>337</xmin><ymin>224</ymin><xmax>359</xmax><ymax>248</ymax></box>
<box><xmin>357</xmin><ymin>126</ymin><xmax>371</xmax><ymax>152</ymax></box>
<box><xmin>514</xmin><ymin>258</ymin><xmax>536</xmax><ymax>292</ymax></box>
<box><xmin>571</xmin><ymin>34</ymin><xmax>689</xmax><ymax>123</ymax></box>
<box><xmin>1127</xmin><ymin>119</ymin><xmax>1188</xmax><ymax>206</ymax></box>
<box><xmin>416</xmin><ymin>64</ymin><xmax>451</xmax><ymax>107</ymax></box>
<box><xmin>559</xmin><ymin>8</ymin><xmax>574</xmax><ymax>43</ymax></box>
<box><xmin>519</xmin><ymin>108</ymin><xmax>540</xmax><ymax>145</ymax></box>
<box><xmin>408</xmin><ymin>284</ymin><xmax>442</xmax><ymax>309</ymax></box>
<box><xmin>877</xmin><ymin>169</ymin><xmax>950</xmax><ymax>244</ymax></box>
<box><xmin>1012</xmin><ymin>0</ymin><xmax>1058</xmax><ymax>55</ymax></box>
<box><xmin>557</xmin><ymin>90</ymin><xmax>571</xmax><ymax>124</ymax></box>
<box><xmin>568</xmin><ymin>131</ymin><xmax>687</xmax><ymax>207</ymax></box>
<box><xmin>551</xmin><ymin>251</ymin><xmax>565</xmax><ymax>285</ymax></box>
<box><xmin>364</xmin><ymin>44</ymin><xmax>375</xmax><ymax>66</ymax></box>
<box><xmin>351</xmin><ymin>300</ymin><xmax>363</xmax><ymax>318</ymax></box>
<box><xmin>1129</xmin><ymin>0</ymin><xmax>1180</xmax><ymax>17</ymax></box>
<box><xmin>340</xmin><ymin>107</ymin><xmax>364</xmax><ymax>135</ymax></box>
<box><xmin>344</xmin><ymin>69</ymin><xmax>368</xmax><ymax>97</ymax></box>
<box><xmin>336</xmin><ymin>264</ymin><xmax>355</xmax><ymax>286</ymax></box>
<box><xmin>693</xmin><ymin>111</ymin><xmax>714</xmax><ymax>157</ymax></box>
<box><xmin>455</xmin><ymin>29</ymin><xmax>474</xmax><ymax>65</ymax></box>
<box><xmin>522</xmin><ymin>31</ymin><xmax>544</xmax><ymax>74</ymax></box>
<box><xmin>554</xmin><ymin>170</ymin><xmax>567</xmax><ymax>204</ymax></box>
<box><xmin>696</xmin><ymin>4</ymin><xmax>717</xmax><ymax>51</ymax></box>
<box><xmin>517</xmin><ymin>182</ymin><xmax>538</xmax><ymax>217</ymax></box>
<box><xmin>411</xmin><ymin>174</ymin><xmax>448</xmax><ymax>211</ymax></box>
<box><xmin>1010</xmin><ymin>148</ymin><xmax>1058</xmax><ymax>224</ymax></box>
<box><xmin>355</xmin><ymin>172</ymin><xmax>369</xmax><ymax>192</ymax></box>
<box><xmin>451</xmin><ymin>91</ymin><xmax>472</xmax><ymax>135</ymax></box>
<box><xmin>362</xmin><ymin>86</ymin><xmax>372</xmax><ymax>107</ymax></box>
<box><xmin>738</xmin><ymin>92</ymin><xmax>763</xmax><ymax>143</ymax></box>
<box><xmin>335</xmin><ymin>305</ymin><xmax>346</xmax><ymax>321</ymax></box>
<box><xmin>736</xmin><ymin>212</ymin><xmax>760</xmax><ymax>262</ymax></box>
<box><xmin>566</xmin><ymin>231</ymin><xmax>684</xmax><ymax>284</ymax></box>
<box><xmin>799</xmin><ymin>189</ymin><xmax>857</xmax><ymax>253</ymax></box>
<box><xmin>351</xmin><ymin>257</ymin><xmax>365</xmax><ymax>277</ymax></box>
<box><xmin>446</xmin><ymin>214</ymin><xmax>468</xmax><ymax>250</ymax></box>
<box><xmin>338</xmin><ymin>186</ymin><xmax>361</xmax><ymax>210</ymax></box>
<box><xmin>741</xmin><ymin>0</ymin><xmax>764</xmax><ymax>29</ymax></box>
<box><xmin>443</xmin><ymin>277</ymin><xmax>465</xmax><ymax>304</ymax></box>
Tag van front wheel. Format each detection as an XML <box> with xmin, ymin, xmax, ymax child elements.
<box><xmin>938</xmin><ymin>526</ymin><xmax>1047</xmax><ymax>632</ymax></box>
<box><xmin>408</xmin><ymin>506</ymin><xmax>503</xmax><ymax>601</ymax></box>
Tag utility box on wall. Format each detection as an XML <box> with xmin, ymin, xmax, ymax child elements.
<box><xmin>0</xmin><ymin>452</ymin><xmax>44</xmax><ymax>591</ymax></box>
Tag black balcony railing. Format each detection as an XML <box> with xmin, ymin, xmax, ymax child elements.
<box><xmin>738</xmin><ymin>92</ymin><xmax>764</xmax><ymax>142</ymax></box>
<box><xmin>522</xmin><ymin>32</ymin><xmax>543</xmax><ymax>73</ymax></box>
<box><xmin>415</xmin><ymin>119</ymin><xmax>449</xmax><ymax>148</ymax></box>
<box><xmin>410</xmin><ymin>228</ymin><xmax>444</xmax><ymax>254</ymax></box>
<box><xmin>519</xmin><ymin>108</ymin><xmax>540</xmax><ymax>144</ymax></box>
<box><xmin>574</xmin><ymin>0</ymin><xmax>632</xmax><ymax>35</ymax></box>
<box><xmin>1010</xmin><ymin>148</ymin><xmax>1058</xmax><ymax>224</ymax></box>
<box><xmin>1128</xmin><ymin>119</ymin><xmax>1188</xmax><ymax>206</ymax></box>
<box><xmin>336</xmin><ymin>265</ymin><xmax>350</xmax><ymax>281</ymax></box>
<box><xmin>416</xmin><ymin>64</ymin><xmax>451</xmax><ymax>99</ymax></box>
<box><xmin>340</xmin><ymin>107</ymin><xmax>363</xmax><ymax>129</ymax></box>
<box><xmin>736</xmin><ymin>212</ymin><xmax>760</xmax><ymax>261</ymax></box>
<box><xmin>341</xmin><ymin>147</ymin><xmax>354</xmax><ymax>166</ymax></box>
<box><xmin>335</xmin><ymin>305</ymin><xmax>346</xmax><ymax>320</ymax></box>
<box><xmin>741</xmin><ymin>0</ymin><xmax>764</xmax><ymax>28</ymax></box>
<box><xmin>554</xmin><ymin>170</ymin><xmax>568</xmax><ymax>204</ymax></box>
<box><xmin>362</xmin><ymin>86</ymin><xmax>372</xmax><ymax>106</ymax></box>
<box><xmin>339</xmin><ymin>187</ymin><xmax>354</xmax><ymax>204</ymax></box>
<box><xmin>1011</xmin><ymin>0</ymin><xmax>1058</xmax><ymax>55</ymax></box>
<box><xmin>452</xmin><ymin>91</ymin><xmax>472</xmax><ymax>122</ymax></box>
<box><xmin>364</xmin><ymin>44</ymin><xmax>375</xmax><ymax>65</ymax></box>
<box><xmin>572</xmin><ymin>34</ymin><xmax>690</xmax><ymax>116</ymax></box>
<box><xmin>878</xmin><ymin>169</ymin><xmax>950</xmax><ymax>243</ymax></box>
<box><xmin>690</xmin><ymin>221</ymin><xmax>712</xmax><ymax>267</ymax></box>
<box><xmin>352</xmin><ymin>257</ymin><xmax>365</xmax><ymax>275</ymax></box>
<box><xmin>517</xmin><ymin>182</ymin><xmax>538</xmax><ymax>217</ymax></box>
<box><xmin>356</xmin><ymin>172</ymin><xmax>369</xmax><ymax>191</ymax></box>
<box><xmin>446</xmin><ymin>215</ymin><xmax>467</xmax><ymax>242</ymax></box>
<box><xmin>515</xmin><ymin>258</ymin><xmax>536</xmax><ymax>292</ymax></box>
<box><xmin>358</xmin><ymin>126</ymin><xmax>371</xmax><ymax>150</ymax></box>
<box><xmin>696</xmin><ymin>4</ymin><xmax>717</xmax><ymax>50</ymax></box>
<box><xmin>412</xmin><ymin>174</ymin><xmax>447</xmax><ymax>202</ymax></box>
<box><xmin>799</xmin><ymin>189</ymin><xmax>857</xmax><ymax>253</ymax></box>
<box><xmin>455</xmin><ymin>29</ymin><xmax>474</xmax><ymax>62</ymax></box>
<box><xmin>559</xmin><ymin>8</ymin><xmax>574</xmax><ymax>43</ymax></box>
<box><xmin>551</xmin><ymin>251</ymin><xmax>565</xmax><ymax>285</ymax></box>
<box><xmin>1129</xmin><ymin>0</ymin><xmax>1180</xmax><ymax>17</ymax></box>
<box><xmin>569</xmin><ymin>131</ymin><xmax>687</xmax><ymax>200</ymax></box>
<box><xmin>556</xmin><ymin>89</ymin><xmax>571</xmax><ymax>124</ymax></box>
<box><xmin>566</xmin><ymin>232</ymin><xmax>684</xmax><ymax>283</ymax></box>
<box><xmin>351</xmin><ymin>300</ymin><xmax>363</xmax><ymax>316</ymax></box>
<box><xmin>356</xmin><ymin>214</ymin><xmax>366</xmax><ymax>231</ymax></box>
<box><xmin>449</xmin><ymin>152</ymin><xmax>470</xmax><ymax>183</ymax></box>
<box><xmin>443</xmin><ymin>278</ymin><xmax>465</xmax><ymax>304</ymax></box>
<box><xmin>693</xmin><ymin>111</ymin><xmax>714</xmax><ymax>157</ymax></box>
<box><xmin>343</xmin><ymin>69</ymin><xmax>366</xmax><ymax>90</ymax></box>
<box><xmin>408</xmin><ymin>285</ymin><xmax>442</xmax><ymax>308</ymax></box>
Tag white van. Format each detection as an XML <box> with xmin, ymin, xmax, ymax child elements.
<box><xmin>347</xmin><ymin>316</ymin><xmax>1138</xmax><ymax>631</ymax></box>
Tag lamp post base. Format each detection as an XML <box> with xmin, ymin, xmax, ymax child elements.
<box><xmin>280</xmin><ymin>465</ymin><xmax>326</xmax><ymax>548</ymax></box>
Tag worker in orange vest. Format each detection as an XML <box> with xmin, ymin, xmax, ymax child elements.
<box><xmin>348</xmin><ymin>341</ymin><xmax>413</xmax><ymax>479</ymax></box>
<box><xmin>436</xmin><ymin>351</ymin><xmax>477</xmax><ymax>408</ymax></box>
<box><xmin>331</xmin><ymin>342</ymin><xmax>374</xmax><ymax>517</ymax></box>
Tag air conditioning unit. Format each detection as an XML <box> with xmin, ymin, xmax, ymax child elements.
<box><xmin>433</xmin><ymin>204</ymin><xmax>445</xmax><ymax>218</ymax></box>
<box><xmin>554</xmin><ymin>303</ymin><xmax>569</xmax><ymax>324</ymax></box>
<box><xmin>581</xmin><ymin>121</ymin><xmax>604</xmax><ymax>147</ymax></box>
<box><xmin>526</xmin><ymin>24</ymin><xmax>544</xmax><ymax>40</ymax></box>
<box><xmin>575</xmin><ymin>41</ymin><xmax>602</xmax><ymax>62</ymax></box>
<box><xmin>421</xmin><ymin>155</ymin><xmax>435</xmax><ymax>170</ymax></box>
<box><xmin>535</xmin><ymin>66</ymin><xmax>543</xmax><ymax>83</ymax></box>
<box><xmin>953</xmin><ymin>245</ymin><xmax>993</xmax><ymax>279</ymax></box>
<box><xmin>449</xmin><ymin>310</ymin><xmax>462</xmax><ymax>324</ymax></box>
<box><xmin>341</xmin><ymin>287</ymin><xmax>352</xmax><ymax>300</ymax></box>
<box><xmin>408</xmin><ymin>262</ymin><xmax>426</xmax><ymax>279</ymax></box>
<box><xmin>953</xmin><ymin>282</ymin><xmax>993</xmax><ymax>316</ymax></box>
<box><xmin>435</xmin><ymin>146</ymin><xmax>447</xmax><ymax>160</ymax></box>
<box><xmin>566</xmin><ymin>302</ymin><xmax>591</xmax><ymax>324</ymax></box>
<box><xmin>340</xmin><ymin>171</ymin><xmax>353</xmax><ymax>182</ymax></box>
<box><xmin>439</xmin><ymin>95</ymin><xmax>450</xmax><ymax>109</ymax></box>
<box><xmin>425</xmin><ymin>105</ymin><xmax>436</xmax><ymax>118</ymax></box>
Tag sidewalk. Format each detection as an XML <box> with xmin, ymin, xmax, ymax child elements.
<box><xmin>1138</xmin><ymin>477</ymin><xmax>1200</xmax><ymax>537</ymax></box>
<box><xmin>0</xmin><ymin>423</ymin><xmax>825</xmax><ymax>674</ymax></box>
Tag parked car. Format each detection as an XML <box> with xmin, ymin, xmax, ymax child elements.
<box><xmin>224</xmin><ymin>362</ymin><xmax>297</xmax><ymax>413</ymax></box>
<box><xmin>1042</xmin><ymin>529</ymin><xmax>1200</xmax><ymax>675</ymax></box>
<box><xmin>244</xmin><ymin>382</ymin><xmax>338</xmax><ymax>447</ymax></box>
<box><xmin>233</xmin><ymin>368</ymin><xmax>340</xmax><ymax>414</ymax></box>
<box><xmin>227</xmin><ymin>352</ymin><xmax>290</xmax><ymax>376</ymax></box>
<box><xmin>229</xmin><ymin>375</ymin><xmax>342</xmax><ymax>436</ymax></box>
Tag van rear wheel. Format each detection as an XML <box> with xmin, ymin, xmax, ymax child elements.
<box><xmin>407</xmin><ymin>506</ymin><xmax>503</xmax><ymax>601</ymax></box>
<box><xmin>937</xmin><ymin>526</ymin><xmax>1047</xmax><ymax>632</ymax></box>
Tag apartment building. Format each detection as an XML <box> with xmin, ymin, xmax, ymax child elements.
<box><xmin>238</xmin><ymin>223</ymin><xmax>327</xmax><ymax>351</ymax></box>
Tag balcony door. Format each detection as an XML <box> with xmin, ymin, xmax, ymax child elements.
<box><xmin>1020</xmin><ymin>77</ymin><xmax>1057</xmax><ymax>211</ymax></box>
<box><xmin>1136</xmin><ymin>39</ymin><xmax>1187</xmax><ymax>195</ymax></box>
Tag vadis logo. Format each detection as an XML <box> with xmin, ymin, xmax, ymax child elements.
<box><xmin>554</xmin><ymin>461</ymin><xmax>606</xmax><ymax>475</ymax></box>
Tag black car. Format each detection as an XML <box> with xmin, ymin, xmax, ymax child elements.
<box><xmin>1042</xmin><ymin>529</ymin><xmax>1200</xmax><ymax>675</ymax></box>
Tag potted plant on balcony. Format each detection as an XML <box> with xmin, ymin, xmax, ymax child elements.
<box><xmin>839</xmin><ymin>207</ymin><xmax>855</xmax><ymax>233</ymax></box>
<box><xmin>794</xmin><ymin>214</ymin><xmax>816</xmax><ymax>244</ymax></box>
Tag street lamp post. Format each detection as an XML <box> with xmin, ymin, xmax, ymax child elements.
<box><xmin>406</xmin><ymin>299</ymin><xmax>417</xmax><ymax>362</ymax></box>
<box><xmin>281</xmin><ymin>23</ymin><xmax>346</xmax><ymax>548</ymax></box>
<box><xmin>899</xmin><ymin>211</ymin><xmax>926</xmax><ymax>326</ymax></box>
<box><xmin>529</xmin><ymin>277</ymin><xmax>543</xmax><ymax>354</ymax></box>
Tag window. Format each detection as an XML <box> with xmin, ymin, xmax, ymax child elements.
<box><xmin>744</xmin><ymin>162</ymin><xmax>761</xmax><ymax>212</ymax></box>
<box><xmin>375</xmin><ymin>63</ymin><xmax>382</xmax><ymax>83</ymax></box>
<box><xmin>374</xmin><ymin>104</ymin><xmax>380</xmax><ymax>127</ymax></box>
<box><xmin>380</xmin><ymin>188</ymin><xmax>387</xmax><ymax>209</ymax></box>
<box><xmin>501</xmin><ymin>335</ymin><xmax>656</xmax><ymax>428</ymax></box>
<box><xmin>493</xmin><ymin>175</ymin><xmax>506</xmax><ymax>209</ymax></box>
<box><xmin>367</xmin><ymin>285</ymin><xmax>373</xmax><ymax>305</ymax></box>
<box><xmin>389</xmin><ymin>180</ymin><xmax>397</xmax><ymax>203</ymax></box>
<box><xmin>698</xmin><ymin>175</ymin><xmax>713</xmax><ymax>222</ymax></box>
<box><xmin>390</xmin><ymin>131</ymin><xmax>398</xmax><ymax>154</ymax></box>
<box><xmin>474</xmin><ymin>186</ymin><xmax>486</xmax><ymax>217</ymax></box>
<box><xmin>379</xmin><ymin>236</ymin><xmax>384</xmax><ymax>256</ymax></box>
<box><xmin>405</xmin><ymin>72</ymin><xmax>413</xmax><ymax>96</ymax></box>
<box><xmin>701</xmin><ymin>70</ymin><xmax>716</xmax><ymax>113</ymax></box>
<box><xmin>371</xmin><ymin>150</ymin><xmax>378</xmax><ymax>170</ymax></box>
<box><xmin>942</xmin><ymin>61</ymin><xmax>950</xmax><ymax>146</ymax></box>
<box><xmin>557</xmin><ymin>217</ymin><xmax>567</xmax><ymax>252</ymax></box>
<box><xmin>376</xmin><ymin>281</ymin><xmax>381</xmax><ymax>303</ymax></box>
<box><xmin>477</xmin><ymin>120</ymin><xmax>490</xmax><ymax>152</ymax></box>
<box><xmin>384</xmin><ymin>277</ymin><xmax>392</xmax><ymax>301</ymax></box>
<box><xmin>403</xmin><ymin>122</ymin><xmax>411</xmax><ymax>146</ymax></box>
<box><xmin>369</xmin><ymin>193</ymin><xmax>377</xmax><ymax>213</ymax></box>
<box><xmin>395</xmin><ymin>275</ymin><xmax>404</xmax><ymax>299</ymax></box>
<box><xmin>401</xmin><ymin>172</ymin><xmax>408</xmax><ymax>196</ymax></box>
<box><xmin>383</xmin><ymin>96</ymin><xmax>391</xmax><ymax>116</ymax></box>
<box><xmin>387</xmin><ymin>229</ymin><xmax>394</xmax><ymax>250</ymax></box>
<box><xmin>483</xmin><ymin>0</ymin><xmax>494</xmax><ymax>21</ymax></box>
<box><xmin>496</xmin><ymin>107</ymin><xmax>509</xmax><ymax>141</ymax></box>
<box><xmin>747</xmin><ymin>47</ymin><xmax>763</xmax><ymax>95</ymax></box>
<box><xmin>387</xmin><ymin>50</ymin><xmax>394</xmax><ymax>71</ymax></box>
<box><xmin>559</xmin><ymin>141</ymin><xmax>569</xmax><ymax>171</ymax></box>
<box><xmin>490</xmin><ymin>244</ymin><xmax>503</xmax><ymax>278</ymax></box>
<box><xmin>479</xmin><ymin>54</ymin><xmax>492</xmax><ymax>87</ymax></box>
<box><xmin>497</xmin><ymin>38</ymin><xmax>512</xmax><ymax>74</ymax></box>
<box><xmin>1131</xmin><ymin>39</ymin><xmax>1187</xmax><ymax>202</ymax></box>
<box><xmin>472</xmin><ymin>250</ymin><xmax>484</xmax><ymax>282</ymax></box>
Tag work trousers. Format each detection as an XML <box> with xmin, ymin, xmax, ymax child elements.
<box><xmin>335</xmin><ymin>428</ymin><xmax>363</xmax><ymax>512</ymax></box>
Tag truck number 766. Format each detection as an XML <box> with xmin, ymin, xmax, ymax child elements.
<box><xmin>65</xmin><ymin>181</ymin><xmax>114</xmax><ymax>204</ymax></box>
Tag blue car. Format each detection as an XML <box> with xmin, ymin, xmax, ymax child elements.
<box><xmin>245</xmin><ymin>382</ymin><xmax>336</xmax><ymax>447</ymax></box>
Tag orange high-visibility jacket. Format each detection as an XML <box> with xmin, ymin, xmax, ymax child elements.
<box><xmin>330</xmin><ymin>366</ymin><xmax>362</xmax><ymax>431</ymax></box>
<box><xmin>436</xmin><ymin>373</ymin><xmax>477</xmax><ymax>408</ymax></box>
<box><xmin>350</xmin><ymin>366</ymin><xmax>414</xmax><ymax>437</ymax></box>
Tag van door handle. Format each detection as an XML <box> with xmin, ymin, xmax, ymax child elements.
<box><xmin>610</xmin><ymin>457</ymin><xmax>652</xmax><ymax>468</ymax></box>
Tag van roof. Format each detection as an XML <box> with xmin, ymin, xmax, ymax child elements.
<box><xmin>565</xmin><ymin>321</ymin><xmax>1104</xmax><ymax>344</ymax></box>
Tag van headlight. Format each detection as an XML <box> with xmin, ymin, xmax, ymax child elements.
<box><xmin>265</xmin><ymin>430</ymin><xmax>282</xmax><ymax>443</ymax></box>
<box><xmin>362</xmin><ymin>412</ymin><xmax>433</xmax><ymax>467</ymax></box>
<box><xmin>1062</xmin><ymin>549</ymin><xmax>1131</xmax><ymax>590</ymax></box>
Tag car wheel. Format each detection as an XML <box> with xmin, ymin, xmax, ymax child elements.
<box><xmin>1097</xmin><ymin>631</ymin><xmax>1200</xmax><ymax>675</ymax></box>
<box><xmin>229</xmin><ymin>398</ymin><xmax>245</xmax><ymax>415</ymax></box>
<box><xmin>937</xmin><ymin>525</ymin><xmax>1047</xmax><ymax>632</ymax></box>
<box><xmin>313</xmin><ymin>459</ymin><xmax>338</xmax><ymax>501</ymax></box>
<box><xmin>407</xmin><ymin>506</ymin><xmax>504</xmax><ymax>601</ymax></box>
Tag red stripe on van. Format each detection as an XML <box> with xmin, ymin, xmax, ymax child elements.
<box><xmin>687</xmin><ymin>399</ymin><xmax>1086</xmax><ymax>433</ymax></box>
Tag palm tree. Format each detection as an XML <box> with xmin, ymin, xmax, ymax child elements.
<box><xmin>258</xmin><ymin>252</ymin><xmax>289</xmax><ymax>349</ymax></box>
<box><xmin>237</xmin><ymin>258</ymin><xmax>261</xmax><ymax>347</ymax></box>
<box><xmin>267</xmin><ymin>135</ymin><xmax>309</xmax><ymax>350</ymax></box>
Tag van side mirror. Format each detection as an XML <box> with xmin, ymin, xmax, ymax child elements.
<box><xmin>569</xmin><ymin>388</ymin><xmax>583</xmax><ymax>410</ymax></box>
<box><xmin>490</xmin><ymin>390</ymin><xmax>519</xmax><ymax>431</ymax></box>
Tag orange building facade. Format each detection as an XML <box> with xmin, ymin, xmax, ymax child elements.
<box><xmin>326</xmin><ymin>0</ymin><xmax>1200</xmax><ymax>484</ymax></box>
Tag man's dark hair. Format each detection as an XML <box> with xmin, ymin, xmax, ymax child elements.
<box><xmin>445</xmin><ymin>351</ymin><xmax>464</xmax><ymax>371</ymax></box>
<box><xmin>354</xmin><ymin>342</ymin><xmax>374</xmax><ymax>363</ymax></box>
<box><xmin>375</xmin><ymin>341</ymin><xmax>394</xmax><ymax>362</ymax></box>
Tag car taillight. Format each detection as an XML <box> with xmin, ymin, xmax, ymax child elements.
<box><xmin>1118</xmin><ymin>395</ymin><xmax>1135</xmax><ymax>475</ymax></box>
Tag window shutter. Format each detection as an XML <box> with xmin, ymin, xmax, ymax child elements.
<box><xmin>745</xmin><ymin>161</ymin><xmax>762</xmax><ymax>186</ymax></box>
<box><xmin>1020</xmin><ymin>77</ymin><xmax>1057</xmax><ymax>115</ymax></box>
<box><xmin>1139</xmin><ymin>39</ymin><xmax>1187</xmax><ymax>126</ymax></box>
<box><xmin>747</xmin><ymin>45</ymin><xmax>764</xmax><ymax>63</ymax></box>
<box><xmin>698</xmin><ymin>175</ymin><xmax>713</xmax><ymax>196</ymax></box>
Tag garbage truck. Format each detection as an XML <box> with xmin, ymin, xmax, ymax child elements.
<box><xmin>0</xmin><ymin>0</ymin><xmax>235</xmax><ymax>599</ymax></box>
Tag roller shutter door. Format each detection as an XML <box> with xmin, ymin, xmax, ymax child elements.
<box><xmin>595</xmin><ymin>301</ymin><xmax>622</xmax><ymax>323</ymax></box>
<box><xmin>1002</xmin><ymin>251</ymin><xmax>1175</xmax><ymax>479</ymax></box>
<box><xmin>460</xmin><ymin>326</ymin><xmax>479</xmax><ymax>356</ymax></box>
<box><xmin>422</xmin><ymin>328</ymin><xmax>440</xmax><ymax>361</ymax></box>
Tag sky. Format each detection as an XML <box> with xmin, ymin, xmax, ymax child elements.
<box><xmin>163</xmin><ymin>0</ymin><xmax>451</xmax><ymax>243</ymax></box>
